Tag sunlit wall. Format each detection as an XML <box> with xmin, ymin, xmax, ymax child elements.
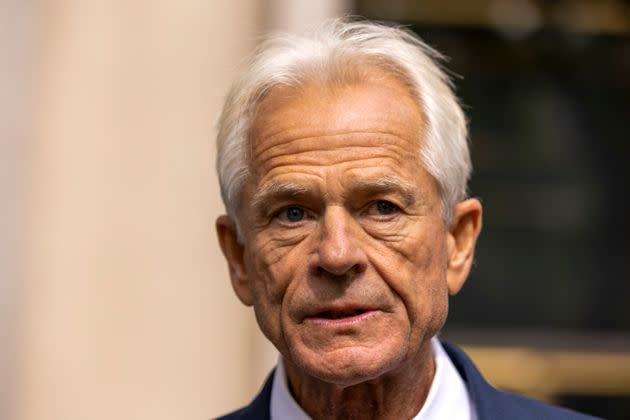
<box><xmin>7</xmin><ymin>1</ymin><xmax>266</xmax><ymax>419</ymax></box>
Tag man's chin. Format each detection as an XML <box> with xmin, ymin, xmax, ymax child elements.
<box><xmin>287</xmin><ymin>344</ymin><xmax>407</xmax><ymax>387</ymax></box>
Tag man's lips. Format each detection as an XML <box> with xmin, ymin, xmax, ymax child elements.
<box><xmin>303</xmin><ymin>305</ymin><xmax>380</xmax><ymax>325</ymax></box>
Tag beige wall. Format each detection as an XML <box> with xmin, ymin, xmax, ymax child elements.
<box><xmin>1</xmin><ymin>1</ymin><xmax>37</xmax><ymax>418</ymax></box>
<box><xmin>13</xmin><ymin>1</ymin><xmax>266</xmax><ymax>419</ymax></box>
<box><xmin>6</xmin><ymin>1</ymin><xmax>349</xmax><ymax>419</ymax></box>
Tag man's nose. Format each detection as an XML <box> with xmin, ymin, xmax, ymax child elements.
<box><xmin>314</xmin><ymin>207</ymin><xmax>368</xmax><ymax>278</ymax></box>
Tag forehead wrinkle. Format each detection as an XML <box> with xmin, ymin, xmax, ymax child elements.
<box><xmin>262</xmin><ymin>152</ymin><xmax>408</xmax><ymax>175</ymax></box>
<box><xmin>251</xmin><ymin>129</ymin><xmax>418</xmax><ymax>162</ymax></box>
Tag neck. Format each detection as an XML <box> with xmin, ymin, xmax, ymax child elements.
<box><xmin>283</xmin><ymin>340</ymin><xmax>436</xmax><ymax>420</ymax></box>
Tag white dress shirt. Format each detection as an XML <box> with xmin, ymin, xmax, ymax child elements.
<box><xmin>270</xmin><ymin>337</ymin><xmax>477</xmax><ymax>419</ymax></box>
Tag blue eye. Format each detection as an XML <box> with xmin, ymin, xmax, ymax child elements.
<box><xmin>375</xmin><ymin>200</ymin><xmax>397</xmax><ymax>215</ymax></box>
<box><xmin>282</xmin><ymin>206</ymin><xmax>305</xmax><ymax>222</ymax></box>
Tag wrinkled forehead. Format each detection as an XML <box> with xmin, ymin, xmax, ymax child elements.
<box><xmin>238</xmin><ymin>73</ymin><xmax>434</xmax><ymax>220</ymax></box>
<box><xmin>248</xmin><ymin>69</ymin><xmax>425</xmax><ymax>160</ymax></box>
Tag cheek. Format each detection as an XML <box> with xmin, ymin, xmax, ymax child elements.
<box><xmin>244</xmin><ymin>238</ymin><xmax>308</xmax><ymax>343</ymax></box>
<box><xmin>245</xmin><ymin>243</ymin><xmax>286</xmax><ymax>307</ymax></box>
<box><xmin>406</xmin><ymin>237</ymin><xmax>450</xmax><ymax>337</ymax></box>
<box><xmin>370</xmin><ymin>226</ymin><xmax>450</xmax><ymax>322</ymax></box>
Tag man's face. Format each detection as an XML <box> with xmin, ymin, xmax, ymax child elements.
<box><xmin>218</xmin><ymin>73</ymin><xmax>479</xmax><ymax>386</ymax></box>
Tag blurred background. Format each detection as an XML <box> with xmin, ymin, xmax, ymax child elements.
<box><xmin>1</xmin><ymin>0</ymin><xmax>628</xmax><ymax>419</ymax></box>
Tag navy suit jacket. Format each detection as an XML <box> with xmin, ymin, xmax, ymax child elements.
<box><xmin>217</xmin><ymin>342</ymin><xmax>598</xmax><ymax>419</ymax></box>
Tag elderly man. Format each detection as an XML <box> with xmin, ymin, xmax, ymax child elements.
<box><xmin>214</xmin><ymin>19</ymin><xmax>594</xmax><ymax>420</ymax></box>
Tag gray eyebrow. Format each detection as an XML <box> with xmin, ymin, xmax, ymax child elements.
<box><xmin>250</xmin><ymin>181</ymin><xmax>313</xmax><ymax>215</ymax></box>
<box><xmin>347</xmin><ymin>175</ymin><xmax>417</xmax><ymax>207</ymax></box>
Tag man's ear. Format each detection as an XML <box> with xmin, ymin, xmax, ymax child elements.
<box><xmin>446</xmin><ymin>198</ymin><xmax>482</xmax><ymax>295</ymax></box>
<box><xmin>216</xmin><ymin>215</ymin><xmax>253</xmax><ymax>306</ymax></box>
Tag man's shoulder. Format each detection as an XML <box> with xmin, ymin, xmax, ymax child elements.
<box><xmin>215</xmin><ymin>371</ymin><xmax>274</xmax><ymax>420</ymax></box>
<box><xmin>441</xmin><ymin>341</ymin><xmax>599</xmax><ymax>420</ymax></box>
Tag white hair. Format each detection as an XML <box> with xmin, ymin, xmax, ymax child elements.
<box><xmin>216</xmin><ymin>18</ymin><xmax>471</xmax><ymax>234</ymax></box>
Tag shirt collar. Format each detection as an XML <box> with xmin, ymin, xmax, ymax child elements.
<box><xmin>270</xmin><ymin>337</ymin><xmax>476</xmax><ymax>420</ymax></box>
<box><xmin>270</xmin><ymin>349</ymin><xmax>310</xmax><ymax>420</ymax></box>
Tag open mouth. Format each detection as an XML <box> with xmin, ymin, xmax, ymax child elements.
<box><xmin>315</xmin><ymin>309</ymin><xmax>368</xmax><ymax>319</ymax></box>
